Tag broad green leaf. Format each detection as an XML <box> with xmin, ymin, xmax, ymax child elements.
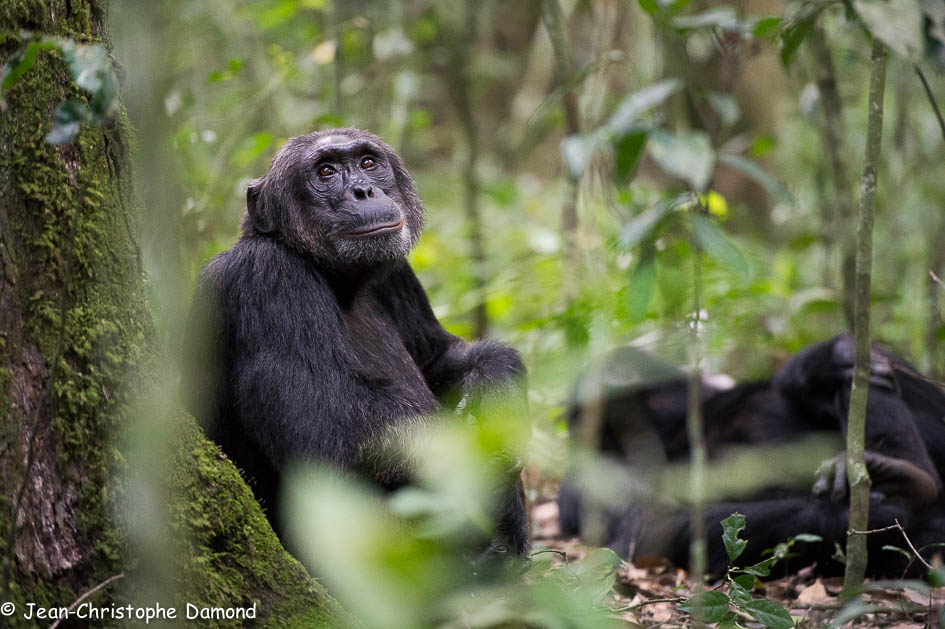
<box><xmin>780</xmin><ymin>14</ymin><xmax>816</xmax><ymax>67</ymax></box>
<box><xmin>627</xmin><ymin>246</ymin><xmax>656</xmax><ymax>323</ymax></box>
<box><xmin>618</xmin><ymin>200</ymin><xmax>674</xmax><ymax>249</ymax></box>
<box><xmin>854</xmin><ymin>0</ymin><xmax>924</xmax><ymax>61</ymax></box>
<box><xmin>690</xmin><ymin>213</ymin><xmax>750</xmax><ymax>278</ymax></box>
<box><xmin>742</xmin><ymin>556</ymin><xmax>776</xmax><ymax>577</ymax></box>
<box><xmin>607</xmin><ymin>79</ymin><xmax>681</xmax><ymax>135</ymax></box>
<box><xmin>719</xmin><ymin>152</ymin><xmax>794</xmax><ymax>205</ymax></box>
<box><xmin>705</xmin><ymin>91</ymin><xmax>741</xmax><ymax>127</ymax></box>
<box><xmin>721</xmin><ymin>513</ymin><xmax>748</xmax><ymax>562</ymax></box>
<box><xmin>743</xmin><ymin>599</ymin><xmax>795</xmax><ymax>629</ymax></box>
<box><xmin>728</xmin><ymin>578</ymin><xmax>752</xmax><ymax>608</ymax></box>
<box><xmin>648</xmin><ymin>130</ymin><xmax>715</xmax><ymax>191</ymax></box>
<box><xmin>733</xmin><ymin>574</ymin><xmax>756</xmax><ymax>591</ymax></box>
<box><xmin>679</xmin><ymin>590</ymin><xmax>731</xmax><ymax>623</ymax></box>
<box><xmin>613</xmin><ymin>130</ymin><xmax>648</xmax><ymax>182</ymax></box>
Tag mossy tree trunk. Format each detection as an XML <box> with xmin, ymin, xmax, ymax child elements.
<box><xmin>0</xmin><ymin>3</ymin><xmax>342</xmax><ymax>626</ymax></box>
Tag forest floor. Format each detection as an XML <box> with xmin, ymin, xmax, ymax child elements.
<box><xmin>529</xmin><ymin>497</ymin><xmax>945</xmax><ymax>628</ymax></box>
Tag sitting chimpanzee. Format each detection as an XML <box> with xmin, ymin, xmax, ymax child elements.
<box><xmin>185</xmin><ymin>128</ymin><xmax>528</xmax><ymax>555</ymax></box>
<box><xmin>558</xmin><ymin>336</ymin><xmax>945</xmax><ymax>576</ymax></box>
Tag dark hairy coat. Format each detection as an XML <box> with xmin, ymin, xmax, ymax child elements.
<box><xmin>186</xmin><ymin>128</ymin><xmax>528</xmax><ymax>553</ymax></box>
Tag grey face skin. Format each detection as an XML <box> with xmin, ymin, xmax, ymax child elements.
<box><xmin>243</xmin><ymin>128</ymin><xmax>424</xmax><ymax>269</ymax></box>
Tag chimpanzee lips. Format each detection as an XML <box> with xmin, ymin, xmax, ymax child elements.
<box><xmin>344</xmin><ymin>219</ymin><xmax>404</xmax><ymax>237</ymax></box>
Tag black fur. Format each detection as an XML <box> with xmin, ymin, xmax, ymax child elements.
<box><xmin>186</xmin><ymin>128</ymin><xmax>528</xmax><ymax>555</ymax></box>
<box><xmin>559</xmin><ymin>335</ymin><xmax>945</xmax><ymax>577</ymax></box>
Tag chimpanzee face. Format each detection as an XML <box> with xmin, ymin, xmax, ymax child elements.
<box><xmin>245</xmin><ymin>128</ymin><xmax>424</xmax><ymax>268</ymax></box>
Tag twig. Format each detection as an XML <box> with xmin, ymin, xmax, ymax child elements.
<box><xmin>48</xmin><ymin>572</ymin><xmax>124</xmax><ymax>629</ymax></box>
<box><xmin>612</xmin><ymin>596</ymin><xmax>686</xmax><ymax>612</ymax></box>
<box><xmin>849</xmin><ymin>519</ymin><xmax>933</xmax><ymax>570</ymax></box>
<box><xmin>915</xmin><ymin>65</ymin><xmax>945</xmax><ymax>143</ymax></box>
<box><xmin>529</xmin><ymin>549</ymin><xmax>568</xmax><ymax>560</ymax></box>
<box><xmin>930</xmin><ymin>269</ymin><xmax>945</xmax><ymax>291</ymax></box>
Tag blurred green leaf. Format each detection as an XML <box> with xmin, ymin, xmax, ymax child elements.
<box><xmin>648</xmin><ymin>129</ymin><xmax>715</xmax><ymax>191</ymax></box>
<box><xmin>679</xmin><ymin>590</ymin><xmax>731</xmax><ymax>622</ymax></box>
<box><xmin>570</xmin><ymin>548</ymin><xmax>621</xmax><ymax>602</ymax></box>
<box><xmin>561</xmin><ymin>133</ymin><xmax>599</xmax><ymax>179</ymax></box>
<box><xmin>718</xmin><ymin>152</ymin><xmax>794</xmax><ymax>205</ymax></box>
<box><xmin>704</xmin><ymin>91</ymin><xmax>741</xmax><ymax>127</ymax></box>
<box><xmin>753</xmin><ymin>16</ymin><xmax>782</xmax><ymax>39</ymax></box>
<box><xmin>780</xmin><ymin>13</ymin><xmax>816</xmax><ymax>67</ymax></box>
<box><xmin>691</xmin><ymin>213</ymin><xmax>750</xmax><ymax>278</ymax></box>
<box><xmin>618</xmin><ymin>199</ymin><xmax>674</xmax><ymax>249</ymax></box>
<box><xmin>233</xmin><ymin>131</ymin><xmax>275</xmax><ymax>168</ymax></box>
<box><xmin>45</xmin><ymin>99</ymin><xmax>91</xmax><ymax>144</ymax></box>
<box><xmin>743</xmin><ymin>599</ymin><xmax>795</xmax><ymax>629</ymax></box>
<box><xmin>793</xmin><ymin>533</ymin><xmax>823</xmax><ymax>543</ymax></box>
<box><xmin>607</xmin><ymin>79</ymin><xmax>680</xmax><ymax>135</ymax></box>
<box><xmin>613</xmin><ymin>130</ymin><xmax>648</xmax><ymax>183</ymax></box>
<box><xmin>1</xmin><ymin>40</ymin><xmax>53</xmax><ymax>92</ymax></box>
<box><xmin>673</xmin><ymin>7</ymin><xmax>739</xmax><ymax>31</ymax></box>
<box><xmin>721</xmin><ymin>512</ymin><xmax>748</xmax><ymax>562</ymax></box>
<box><xmin>627</xmin><ymin>246</ymin><xmax>656</xmax><ymax>322</ymax></box>
<box><xmin>853</xmin><ymin>0</ymin><xmax>924</xmax><ymax>61</ymax></box>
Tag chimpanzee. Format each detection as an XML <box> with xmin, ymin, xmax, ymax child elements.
<box><xmin>558</xmin><ymin>336</ymin><xmax>945</xmax><ymax>576</ymax></box>
<box><xmin>185</xmin><ymin>128</ymin><xmax>528</xmax><ymax>555</ymax></box>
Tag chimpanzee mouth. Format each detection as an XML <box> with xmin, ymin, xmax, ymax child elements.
<box><xmin>344</xmin><ymin>220</ymin><xmax>404</xmax><ymax>237</ymax></box>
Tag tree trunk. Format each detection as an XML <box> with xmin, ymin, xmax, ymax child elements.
<box><xmin>0</xmin><ymin>3</ymin><xmax>342</xmax><ymax>625</ymax></box>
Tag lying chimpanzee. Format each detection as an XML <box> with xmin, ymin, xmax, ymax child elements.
<box><xmin>559</xmin><ymin>335</ymin><xmax>945</xmax><ymax>576</ymax></box>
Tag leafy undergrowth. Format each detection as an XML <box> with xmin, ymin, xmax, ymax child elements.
<box><xmin>530</xmin><ymin>499</ymin><xmax>945</xmax><ymax>628</ymax></box>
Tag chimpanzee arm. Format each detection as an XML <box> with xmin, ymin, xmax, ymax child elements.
<box><xmin>373</xmin><ymin>261</ymin><xmax>526</xmax><ymax>404</ymax></box>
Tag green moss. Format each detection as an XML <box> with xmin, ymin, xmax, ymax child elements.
<box><xmin>168</xmin><ymin>417</ymin><xmax>345</xmax><ymax>628</ymax></box>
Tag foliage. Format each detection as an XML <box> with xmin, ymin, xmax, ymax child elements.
<box><xmin>678</xmin><ymin>513</ymin><xmax>821</xmax><ymax>628</ymax></box>
<box><xmin>1</xmin><ymin>34</ymin><xmax>119</xmax><ymax>142</ymax></box>
<box><xmin>284</xmin><ymin>407</ymin><xmax>620</xmax><ymax>628</ymax></box>
<box><xmin>50</xmin><ymin>0</ymin><xmax>945</xmax><ymax>624</ymax></box>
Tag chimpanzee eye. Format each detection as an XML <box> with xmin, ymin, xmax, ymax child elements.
<box><xmin>360</xmin><ymin>156</ymin><xmax>376</xmax><ymax>170</ymax></box>
<box><xmin>317</xmin><ymin>165</ymin><xmax>336</xmax><ymax>178</ymax></box>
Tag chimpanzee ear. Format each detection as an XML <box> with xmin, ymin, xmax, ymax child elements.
<box><xmin>246</xmin><ymin>177</ymin><xmax>275</xmax><ymax>234</ymax></box>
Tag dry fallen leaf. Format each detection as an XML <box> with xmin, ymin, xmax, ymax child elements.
<box><xmin>797</xmin><ymin>578</ymin><xmax>831</xmax><ymax>604</ymax></box>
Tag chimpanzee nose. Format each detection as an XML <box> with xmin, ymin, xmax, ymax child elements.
<box><xmin>351</xmin><ymin>184</ymin><xmax>375</xmax><ymax>201</ymax></box>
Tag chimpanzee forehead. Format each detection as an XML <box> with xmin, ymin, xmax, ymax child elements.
<box><xmin>308</xmin><ymin>136</ymin><xmax>381</xmax><ymax>160</ymax></box>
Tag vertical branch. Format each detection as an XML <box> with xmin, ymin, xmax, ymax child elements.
<box><xmin>444</xmin><ymin>1</ymin><xmax>488</xmax><ymax>338</ymax></box>
<box><xmin>331</xmin><ymin>0</ymin><xmax>344</xmax><ymax>117</ymax></box>
<box><xmin>541</xmin><ymin>0</ymin><xmax>582</xmax><ymax>300</ymax></box>
<box><xmin>686</xmin><ymin>213</ymin><xmax>707</xmax><ymax>622</ymax></box>
<box><xmin>809</xmin><ymin>27</ymin><xmax>855</xmax><ymax>321</ymax></box>
<box><xmin>843</xmin><ymin>38</ymin><xmax>887</xmax><ymax>596</ymax></box>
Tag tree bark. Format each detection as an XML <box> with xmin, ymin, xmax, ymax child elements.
<box><xmin>0</xmin><ymin>2</ymin><xmax>342</xmax><ymax>625</ymax></box>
